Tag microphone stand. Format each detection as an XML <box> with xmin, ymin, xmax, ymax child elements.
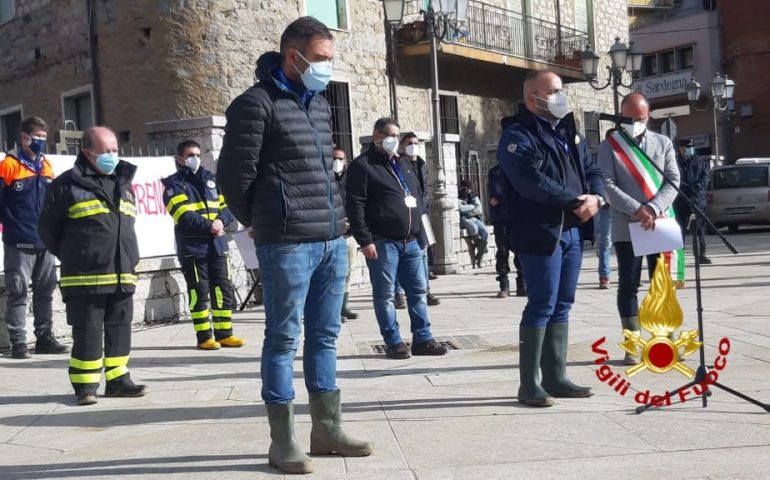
<box><xmin>607</xmin><ymin>125</ymin><xmax>770</xmax><ymax>414</ymax></box>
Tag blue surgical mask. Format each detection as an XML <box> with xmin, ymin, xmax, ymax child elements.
<box><xmin>95</xmin><ymin>152</ymin><xmax>119</xmax><ymax>175</ymax></box>
<box><xmin>294</xmin><ymin>50</ymin><xmax>333</xmax><ymax>92</ymax></box>
<box><xmin>28</xmin><ymin>137</ymin><xmax>46</xmax><ymax>155</ymax></box>
<box><xmin>684</xmin><ymin>147</ymin><xmax>695</xmax><ymax>157</ymax></box>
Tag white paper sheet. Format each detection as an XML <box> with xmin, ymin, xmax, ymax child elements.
<box><xmin>629</xmin><ymin>217</ymin><xmax>684</xmax><ymax>257</ymax></box>
<box><xmin>232</xmin><ymin>229</ymin><xmax>260</xmax><ymax>269</ymax></box>
<box><xmin>422</xmin><ymin>214</ymin><xmax>436</xmax><ymax>246</ymax></box>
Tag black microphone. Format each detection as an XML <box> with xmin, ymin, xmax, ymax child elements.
<box><xmin>598</xmin><ymin>113</ymin><xmax>634</xmax><ymax>125</ymax></box>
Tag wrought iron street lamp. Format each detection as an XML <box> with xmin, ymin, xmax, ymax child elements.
<box><xmin>686</xmin><ymin>73</ymin><xmax>736</xmax><ymax>163</ymax></box>
<box><xmin>580</xmin><ymin>37</ymin><xmax>643</xmax><ymax>117</ymax></box>
<box><xmin>379</xmin><ymin>0</ymin><xmax>468</xmax><ymax>274</ymax></box>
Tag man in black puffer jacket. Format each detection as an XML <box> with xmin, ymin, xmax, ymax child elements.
<box><xmin>216</xmin><ymin>16</ymin><xmax>372</xmax><ymax>475</ymax></box>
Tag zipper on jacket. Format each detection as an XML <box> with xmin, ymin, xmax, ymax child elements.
<box><xmin>297</xmin><ymin>98</ymin><xmax>336</xmax><ymax>239</ymax></box>
<box><xmin>385</xmin><ymin>156</ymin><xmax>413</xmax><ymax>243</ymax></box>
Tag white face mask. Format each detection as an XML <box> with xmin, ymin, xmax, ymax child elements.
<box><xmin>184</xmin><ymin>154</ymin><xmax>201</xmax><ymax>173</ymax></box>
<box><xmin>333</xmin><ymin>159</ymin><xmax>345</xmax><ymax>174</ymax></box>
<box><xmin>405</xmin><ymin>144</ymin><xmax>420</xmax><ymax>157</ymax></box>
<box><xmin>623</xmin><ymin>121</ymin><xmax>647</xmax><ymax>138</ymax></box>
<box><xmin>382</xmin><ymin>136</ymin><xmax>399</xmax><ymax>155</ymax></box>
<box><xmin>536</xmin><ymin>92</ymin><xmax>571</xmax><ymax>119</ymax></box>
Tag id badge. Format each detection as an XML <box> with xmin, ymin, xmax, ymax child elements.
<box><xmin>404</xmin><ymin>195</ymin><xmax>417</xmax><ymax>208</ymax></box>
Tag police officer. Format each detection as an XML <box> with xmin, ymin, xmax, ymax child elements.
<box><xmin>674</xmin><ymin>137</ymin><xmax>711</xmax><ymax>264</ymax></box>
<box><xmin>38</xmin><ymin>126</ymin><xmax>146</xmax><ymax>406</ymax></box>
<box><xmin>162</xmin><ymin>140</ymin><xmax>245</xmax><ymax>350</ymax></box>
<box><xmin>0</xmin><ymin>116</ymin><xmax>67</xmax><ymax>359</ymax></box>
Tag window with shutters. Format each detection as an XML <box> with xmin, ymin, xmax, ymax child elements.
<box><xmin>574</xmin><ymin>0</ymin><xmax>594</xmax><ymax>44</ymax></box>
<box><xmin>0</xmin><ymin>0</ymin><xmax>14</xmax><ymax>25</ymax></box>
<box><xmin>306</xmin><ymin>0</ymin><xmax>348</xmax><ymax>31</ymax></box>
<box><xmin>320</xmin><ymin>81</ymin><xmax>353</xmax><ymax>161</ymax></box>
<box><xmin>583</xmin><ymin>111</ymin><xmax>600</xmax><ymax>155</ymax></box>
<box><xmin>62</xmin><ymin>86</ymin><xmax>96</xmax><ymax>132</ymax></box>
<box><xmin>439</xmin><ymin>94</ymin><xmax>460</xmax><ymax>136</ymax></box>
<box><xmin>0</xmin><ymin>107</ymin><xmax>22</xmax><ymax>152</ymax></box>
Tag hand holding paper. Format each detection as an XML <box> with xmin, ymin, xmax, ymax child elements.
<box><xmin>629</xmin><ymin>217</ymin><xmax>683</xmax><ymax>257</ymax></box>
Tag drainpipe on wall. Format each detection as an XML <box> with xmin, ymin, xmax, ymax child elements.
<box><xmin>87</xmin><ymin>0</ymin><xmax>103</xmax><ymax>124</ymax></box>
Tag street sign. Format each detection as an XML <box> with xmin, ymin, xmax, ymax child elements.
<box><xmin>661</xmin><ymin>118</ymin><xmax>677</xmax><ymax>140</ymax></box>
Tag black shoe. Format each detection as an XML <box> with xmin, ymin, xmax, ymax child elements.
<box><xmin>104</xmin><ymin>375</ymin><xmax>147</xmax><ymax>398</ymax></box>
<box><xmin>11</xmin><ymin>344</ymin><xmax>30</xmax><ymax>359</ymax></box>
<box><xmin>411</xmin><ymin>339</ymin><xmax>448</xmax><ymax>356</ymax></box>
<box><xmin>35</xmin><ymin>334</ymin><xmax>69</xmax><ymax>354</ymax></box>
<box><xmin>428</xmin><ymin>272</ymin><xmax>438</xmax><ymax>280</ymax></box>
<box><xmin>76</xmin><ymin>393</ymin><xmax>98</xmax><ymax>406</ymax></box>
<box><xmin>496</xmin><ymin>289</ymin><xmax>509</xmax><ymax>298</ymax></box>
<box><xmin>394</xmin><ymin>294</ymin><xmax>406</xmax><ymax>310</ymax></box>
<box><xmin>426</xmin><ymin>293</ymin><xmax>441</xmax><ymax>306</ymax></box>
<box><xmin>385</xmin><ymin>342</ymin><xmax>411</xmax><ymax>359</ymax></box>
<box><xmin>699</xmin><ymin>255</ymin><xmax>712</xmax><ymax>265</ymax></box>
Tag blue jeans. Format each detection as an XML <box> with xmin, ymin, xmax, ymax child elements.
<box><xmin>256</xmin><ymin>237</ymin><xmax>347</xmax><ymax>404</ymax></box>
<box><xmin>366</xmin><ymin>239</ymin><xmax>433</xmax><ymax>346</ymax></box>
<box><xmin>461</xmin><ymin>217</ymin><xmax>489</xmax><ymax>241</ymax></box>
<box><xmin>394</xmin><ymin>247</ymin><xmax>429</xmax><ymax>295</ymax></box>
<box><xmin>595</xmin><ymin>205</ymin><xmax>612</xmax><ymax>279</ymax></box>
<box><xmin>517</xmin><ymin>228</ymin><xmax>583</xmax><ymax>328</ymax></box>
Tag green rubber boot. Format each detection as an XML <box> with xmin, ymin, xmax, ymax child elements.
<box><xmin>266</xmin><ymin>403</ymin><xmax>314</xmax><ymax>474</ymax></box>
<box><xmin>517</xmin><ymin>327</ymin><xmax>554</xmax><ymax>407</ymax></box>
<box><xmin>309</xmin><ymin>390</ymin><xmax>374</xmax><ymax>456</ymax></box>
<box><xmin>540</xmin><ymin>323</ymin><xmax>593</xmax><ymax>398</ymax></box>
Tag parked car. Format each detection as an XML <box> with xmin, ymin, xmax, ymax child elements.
<box><xmin>707</xmin><ymin>158</ymin><xmax>770</xmax><ymax>233</ymax></box>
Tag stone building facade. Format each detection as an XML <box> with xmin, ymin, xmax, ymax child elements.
<box><xmin>0</xmin><ymin>0</ymin><xmax>627</xmax><ymax>331</ymax></box>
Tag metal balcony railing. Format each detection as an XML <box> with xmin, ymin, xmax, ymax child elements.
<box><xmin>398</xmin><ymin>0</ymin><xmax>589</xmax><ymax>67</ymax></box>
<box><xmin>626</xmin><ymin>0</ymin><xmax>676</xmax><ymax>8</ymax></box>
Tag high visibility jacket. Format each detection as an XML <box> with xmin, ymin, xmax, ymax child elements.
<box><xmin>0</xmin><ymin>151</ymin><xmax>55</xmax><ymax>249</ymax></box>
<box><xmin>38</xmin><ymin>154</ymin><xmax>140</xmax><ymax>299</ymax></box>
<box><xmin>161</xmin><ymin>166</ymin><xmax>235</xmax><ymax>258</ymax></box>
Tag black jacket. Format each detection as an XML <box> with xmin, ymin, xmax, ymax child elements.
<box><xmin>675</xmin><ymin>153</ymin><xmax>710</xmax><ymax>209</ymax></box>
<box><xmin>161</xmin><ymin>165</ymin><xmax>236</xmax><ymax>258</ymax></box>
<box><xmin>346</xmin><ymin>147</ymin><xmax>424</xmax><ymax>247</ymax></box>
<box><xmin>38</xmin><ymin>154</ymin><xmax>140</xmax><ymax>299</ymax></box>
<box><xmin>497</xmin><ymin>109</ymin><xmax>605</xmax><ymax>254</ymax></box>
<box><xmin>486</xmin><ymin>164</ymin><xmax>510</xmax><ymax>226</ymax></box>
<box><xmin>216</xmin><ymin>51</ymin><xmax>345</xmax><ymax>245</ymax></box>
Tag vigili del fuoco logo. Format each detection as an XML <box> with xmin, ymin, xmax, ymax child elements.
<box><xmin>592</xmin><ymin>254</ymin><xmax>732</xmax><ymax>406</ymax></box>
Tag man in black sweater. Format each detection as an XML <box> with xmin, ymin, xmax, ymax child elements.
<box><xmin>346</xmin><ymin>118</ymin><xmax>447</xmax><ymax>360</ymax></box>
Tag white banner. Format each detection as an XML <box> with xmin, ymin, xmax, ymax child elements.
<box><xmin>0</xmin><ymin>155</ymin><xmax>179</xmax><ymax>267</ymax></box>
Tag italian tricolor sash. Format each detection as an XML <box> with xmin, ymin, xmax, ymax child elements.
<box><xmin>607</xmin><ymin>131</ymin><xmax>685</xmax><ymax>281</ymax></box>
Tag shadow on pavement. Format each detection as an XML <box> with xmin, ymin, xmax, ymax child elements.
<box><xmin>3</xmin><ymin>454</ymin><xmax>275</xmax><ymax>479</ymax></box>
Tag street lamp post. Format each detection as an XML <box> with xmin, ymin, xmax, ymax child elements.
<box><xmin>580</xmin><ymin>38</ymin><xmax>643</xmax><ymax>117</ymax></box>
<box><xmin>381</xmin><ymin>0</ymin><xmax>468</xmax><ymax>274</ymax></box>
<box><xmin>686</xmin><ymin>73</ymin><xmax>736</xmax><ymax>164</ymax></box>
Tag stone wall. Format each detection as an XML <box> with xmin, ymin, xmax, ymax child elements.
<box><xmin>0</xmin><ymin>0</ymin><xmax>91</xmax><ymax>143</ymax></box>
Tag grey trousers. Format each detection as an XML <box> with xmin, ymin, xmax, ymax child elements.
<box><xmin>3</xmin><ymin>244</ymin><xmax>57</xmax><ymax>346</ymax></box>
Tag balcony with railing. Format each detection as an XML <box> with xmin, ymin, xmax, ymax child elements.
<box><xmin>395</xmin><ymin>0</ymin><xmax>589</xmax><ymax>79</ymax></box>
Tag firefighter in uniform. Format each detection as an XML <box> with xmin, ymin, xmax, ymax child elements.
<box><xmin>38</xmin><ymin>126</ymin><xmax>146</xmax><ymax>406</ymax></box>
<box><xmin>161</xmin><ymin>140</ymin><xmax>245</xmax><ymax>350</ymax></box>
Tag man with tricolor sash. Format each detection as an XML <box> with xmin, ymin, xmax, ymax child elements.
<box><xmin>598</xmin><ymin>93</ymin><xmax>682</xmax><ymax>366</ymax></box>
<box><xmin>38</xmin><ymin>126</ymin><xmax>147</xmax><ymax>406</ymax></box>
